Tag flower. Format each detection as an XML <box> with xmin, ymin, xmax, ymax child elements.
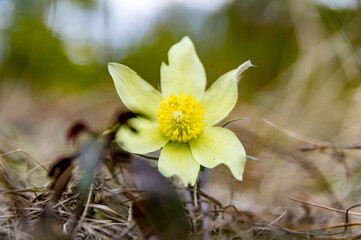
<box><xmin>108</xmin><ymin>36</ymin><xmax>252</xmax><ymax>186</ymax></box>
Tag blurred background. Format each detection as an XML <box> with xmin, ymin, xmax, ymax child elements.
<box><xmin>1</xmin><ymin>0</ymin><xmax>361</xmax><ymax>217</ymax></box>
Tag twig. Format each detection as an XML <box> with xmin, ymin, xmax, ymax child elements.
<box><xmin>0</xmin><ymin>149</ymin><xmax>23</xmax><ymax>157</ymax></box>
<box><xmin>73</xmin><ymin>183</ymin><xmax>94</xmax><ymax>234</ymax></box>
<box><xmin>1</xmin><ymin>148</ymin><xmax>49</xmax><ymax>174</ymax></box>
<box><xmin>88</xmin><ymin>203</ymin><xmax>127</xmax><ymax>221</ymax></box>
<box><xmin>290</xmin><ymin>198</ymin><xmax>361</xmax><ymax>217</ymax></box>
<box><xmin>255</xmin><ymin>211</ymin><xmax>287</xmax><ymax>238</ymax></box>
<box><xmin>300</xmin><ymin>144</ymin><xmax>361</xmax><ymax>152</ymax></box>
<box><xmin>345</xmin><ymin>204</ymin><xmax>361</xmax><ymax>234</ymax></box>
<box><xmin>263</xmin><ymin>118</ymin><xmax>323</xmax><ymax>145</ymax></box>
<box><xmin>51</xmin><ymin>193</ymin><xmax>80</xmax><ymax>209</ymax></box>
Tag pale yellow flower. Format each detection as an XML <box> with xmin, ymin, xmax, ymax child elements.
<box><xmin>108</xmin><ymin>36</ymin><xmax>252</xmax><ymax>186</ymax></box>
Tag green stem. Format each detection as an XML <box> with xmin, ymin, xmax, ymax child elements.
<box><xmin>6</xmin><ymin>218</ymin><xmax>10</xmax><ymax>240</ymax></box>
<box><xmin>194</xmin><ymin>183</ymin><xmax>198</xmax><ymax>207</ymax></box>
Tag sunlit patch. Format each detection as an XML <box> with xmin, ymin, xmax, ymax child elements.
<box><xmin>158</xmin><ymin>94</ymin><xmax>206</xmax><ymax>142</ymax></box>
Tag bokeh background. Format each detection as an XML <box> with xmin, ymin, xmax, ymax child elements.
<box><xmin>1</xmin><ymin>0</ymin><xmax>361</xmax><ymax>226</ymax></box>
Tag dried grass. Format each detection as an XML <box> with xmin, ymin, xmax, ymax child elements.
<box><xmin>1</xmin><ymin>123</ymin><xmax>361</xmax><ymax>240</ymax></box>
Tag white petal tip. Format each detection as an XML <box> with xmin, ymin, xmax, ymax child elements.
<box><xmin>172</xmin><ymin>36</ymin><xmax>194</xmax><ymax>50</ymax></box>
<box><xmin>158</xmin><ymin>170</ymin><xmax>196</xmax><ymax>187</ymax></box>
<box><xmin>232</xmin><ymin>171</ymin><xmax>244</xmax><ymax>182</ymax></box>
<box><xmin>180</xmin><ymin>36</ymin><xmax>192</xmax><ymax>43</ymax></box>
<box><xmin>108</xmin><ymin>62</ymin><xmax>117</xmax><ymax>68</ymax></box>
<box><xmin>108</xmin><ymin>62</ymin><xmax>123</xmax><ymax>73</ymax></box>
<box><xmin>236</xmin><ymin>60</ymin><xmax>255</xmax><ymax>83</ymax></box>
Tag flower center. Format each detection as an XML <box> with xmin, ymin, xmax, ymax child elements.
<box><xmin>157</xmin><ymin>93</ymin><xmax>206</xmax><ymax>142</ymax></box>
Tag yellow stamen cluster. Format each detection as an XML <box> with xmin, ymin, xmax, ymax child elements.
<box><xmin>158</xmin><ymin>94</ymin><xmax>206</xmax><ymax>142</ymax></box>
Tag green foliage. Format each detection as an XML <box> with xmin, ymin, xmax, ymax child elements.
<box><xmin>0</xmin><ymin>0</ymin><xmax>359</xmax><ymax>96</ymax></box>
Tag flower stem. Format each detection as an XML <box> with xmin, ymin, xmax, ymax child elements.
<box><xmin>194</xmin><ymin>183</ymin><xmax>198</xmax><ymax>207</ymax></box>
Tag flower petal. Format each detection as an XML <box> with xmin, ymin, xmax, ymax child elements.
<box><xmin>189</xmin><ymin>127</ymin><xmax>246</xmax><ymax>181</ymax></box>
<box><xmin>116</xmin><ymin>117</ymin><xmax>169</xmax><ymax>154</ymax></box>
<box><xmin>158</xmin><ymin>142</ymin><xmax>200</xmax><ymax>186</ymax></box>
<box><xmin>161</xmin><ymin>36</ymin><xmax>206</xmax><ymax>99</ymax></box>
<box><xmin>201</xmin><ymin>61</ymin><xmax>253</xmax><ymax>127</ymax></box>
<box><xmin>108</xmin><ymin>63</ymin><xmax>163</xmax><ymax>120</ymax></box>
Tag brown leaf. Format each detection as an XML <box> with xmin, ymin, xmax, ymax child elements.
<box><xmin>66</xmin><ymin>121</ymin><xmax>92</xmax><ymax>144</ymax></box>
<box><xmin>48</xmin><ymin>155</ymin><xmax>76</xmax><ymax>178</ymax></box>
<box><xmin>48</xmin><ymin>155</ymin><xmax>77</xmax><ymax>201</ymax></box>
<box><xmin>51</xmin><ymin>165</ymin><xmax>74</xmax><ymax>202</ymax></box>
